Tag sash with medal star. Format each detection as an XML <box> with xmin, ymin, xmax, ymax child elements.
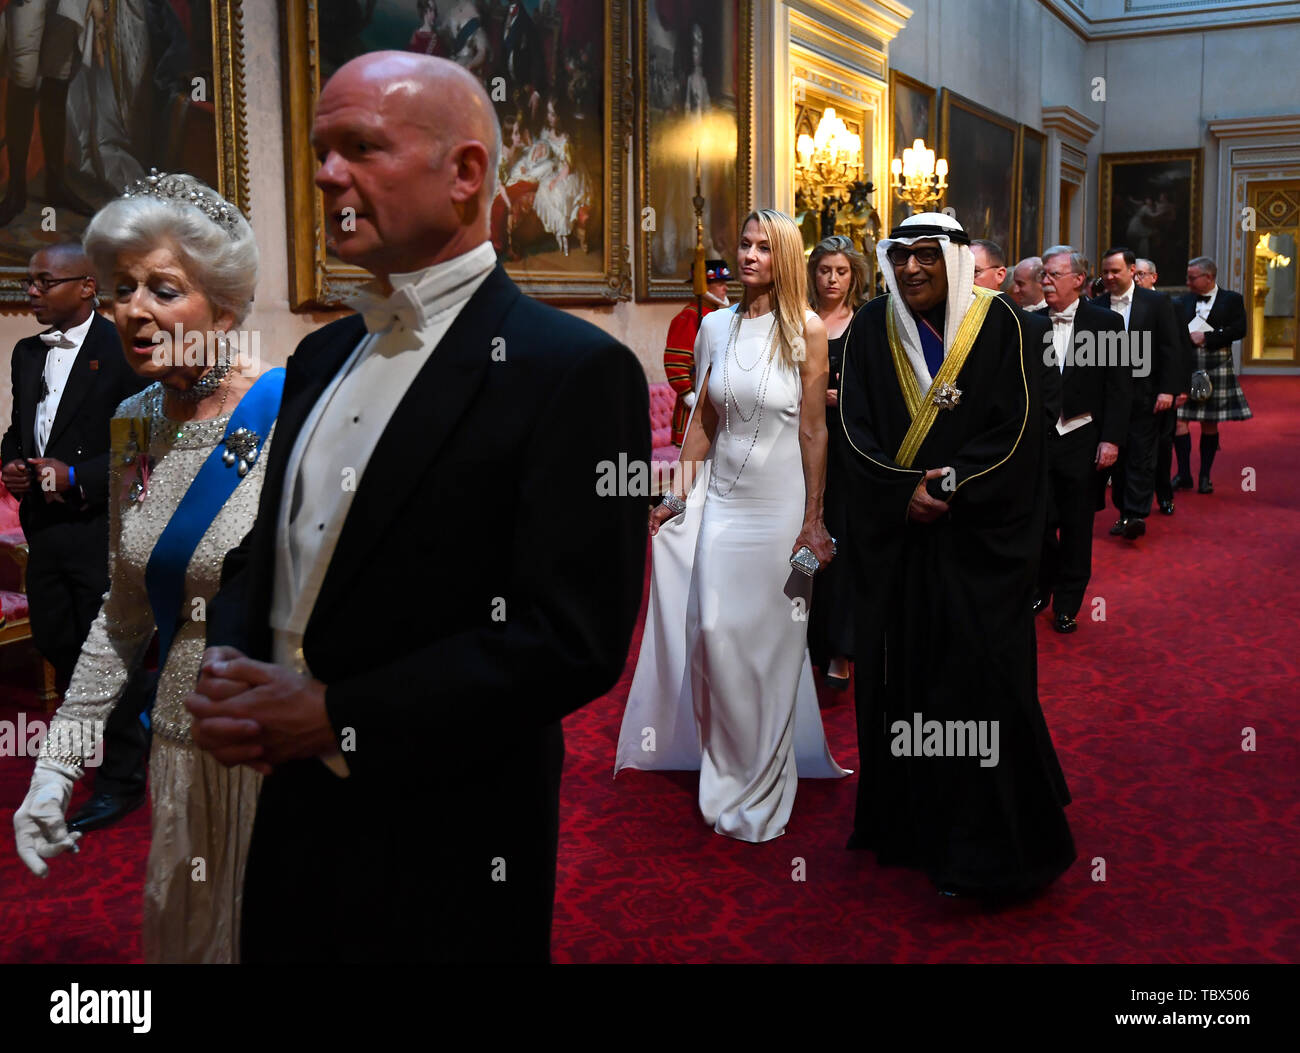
<box><xmin>112</xmin><ymin>369</ymin><xmax>285</xmax><ymax>726</ymax></box>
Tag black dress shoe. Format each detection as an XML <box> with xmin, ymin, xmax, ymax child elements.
<box><xmin>1053</xmin><ymin>613</ymin><xmax>1078</xmax><ymax>634</ymax></box>
<box><xmin>1031</xmin><ymin>596</ymin><xmax>1049</xmax><ymax>615</ymax></box>
<box><xmin>1171</xmin><ymin>474</ymin><xmax>1195</xmax><ymax>491</ymax></box>
<box><xmin>1198</xmin><ymin>477</ymin><xmax>1214</xmax><ymax>494</ymax></box>
<box><xmin>68</xmin><ymin>791</ymin><xmax>146</xmax><ymax>833</ymax></box>
<box><xmin>1122</xmin><ymin>517</ymin><xmax>1146</xmax><ymax>540</ymax></box>
<box><xmin>1158</xmin><ymin>499</ymin><xmax>1175</xmax><ymax>515</ymax></box>
<box><xmin>825</xmin><ymin>672</ymin><xmax>850</xmax><ymax>691</ymax></box>
<box><xmin>1109</xmin><ymin>518</ymin><xmax>1126</xmax><ymax>536</ymax></box>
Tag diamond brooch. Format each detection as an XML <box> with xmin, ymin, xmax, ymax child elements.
<box><xmin>221</xmin><ymin>427</ymin><xmax>260</xmax><ymax>477</ymax></box>
<box><xmin>932</xmin><ymin>381</ymin><xmax>963</xmax><ymax>410</ymax></box>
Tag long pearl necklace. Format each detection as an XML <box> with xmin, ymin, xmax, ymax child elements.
<box><xmin>712</xmin><ymin>309</ymin><xmax>778</xmax><ymax>497</ymax></box>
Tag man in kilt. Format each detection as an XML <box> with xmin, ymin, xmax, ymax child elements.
<box><xmin>1173</xmin><ymin>256</ymin><xmax>1251</xmax><ymax>494</ymax></box>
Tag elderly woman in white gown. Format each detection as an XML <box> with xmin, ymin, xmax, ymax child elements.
<box><xmin>616</xmin><ymin>209</ymin><xmax>850</xmax><ymax>843</ymax></box>
<box><xmin>13</xmin><ymin>172</ymin><xmax>283</xmax><ymax>963</ymax></box>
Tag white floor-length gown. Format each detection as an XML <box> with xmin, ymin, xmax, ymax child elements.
<box><xmin>616</xmin><ymin>306</ymin><xmax>849</xmax><ymax>843</ymax></box>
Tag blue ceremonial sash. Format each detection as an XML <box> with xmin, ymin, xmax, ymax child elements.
<box><xmin>141</xmin><ymin>369</ymin><xmax>285</xmax><ymax>725</ymax></box>
<box><xmin>918</xmin><ymin>316</ymin><xmax>945</xmax><ymax>378</ymax></box>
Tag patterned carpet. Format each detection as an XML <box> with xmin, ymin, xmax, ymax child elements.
<box><xmin>2</xmin><ymin>377</ymin><xmax>1298</xmax><ymax>963</ymax></box>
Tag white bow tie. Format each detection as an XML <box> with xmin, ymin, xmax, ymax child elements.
<box><xmin>1050</xmin><ymin>312</ymin><xmax>1073</xmax><ymax>325</ymax></box>
<box><xmin>1111</xmin><ymin>294</ymin><xmax>1131</xmax><ymax>306</ymax></box>
<box><xmin>40</xmin><ymin>330</ymin><xmax>75</xmax><ymax>348</ymax></box>
<box><xmin>356</xmin><ymin>285</ymin><xmax>426</xmax><ymax>335</ymax></box>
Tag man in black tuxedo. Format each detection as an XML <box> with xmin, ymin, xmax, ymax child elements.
<box><xmin>1034</xmin><ymin>247</ymin><xmax>1131</xmax><ymax>634</ymax></box>
<box><xmin>1173</xmin><ymin>256</ymin><xmax>1249</xmax><ymax>493</ymax></box>
<box><xmin>1091</xmin><ymin>246</ymin><xmax>1188</xmax><ymax>540</ymax></box>
<box><xmin>1</xmin><ymin>244</ymin><xmax>150</xmax><ymax>829</ymax></box>
<box><xmin>1135</xmin><ymin>257</ymin><xmax>1191</xmax><ymax>514</ymax></box>
<box><xmin>186</xmin><ymin>53</ymin><xmax>648</xmax><ymax>963</ymax></box>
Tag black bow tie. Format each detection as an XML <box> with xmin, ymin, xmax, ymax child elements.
<box><xmin>1197</xmin><ymin>294</ymin><xmax>1212</xmax><ymax>303</ymax></box>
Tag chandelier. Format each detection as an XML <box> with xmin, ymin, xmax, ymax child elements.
<box><xmin>890</xmin><ymin>137</ymin><xmax>948</xmax><ymax>210</ymax></box>
<box><xmin>795</xmin><ymin>107</ymin><xmax>863</xmax><ymax>194</ymax></box>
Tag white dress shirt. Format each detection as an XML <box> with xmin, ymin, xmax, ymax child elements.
<box><xmin>1024</xmin><ymin>299</ymin><xmax>1047</xmax><ymax>312</ymax></box>
<box><xmin>1109</xmin><ymin>281</ymin><xmax>1135</xmax><ymax>330</ymax></box>
<box><xmin>1194</xmin><ymin>285</ymin><xmax>1219</xmax><ymax>319</ymax></box>
<box><xmin>34</xmin><ymin>312</ymin><xmax>94</xmax><ymax>456</ymax></box>
<box><xmin>270</xmin><ymin>240</ymin><xmax>497</xmax><ymax>775</ymax></box>
<box><xmin>1049</xmin><ymin>299</ymin><xmax>1093</xmax><ymax>436</ymax></box>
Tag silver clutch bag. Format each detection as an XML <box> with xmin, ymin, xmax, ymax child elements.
<box><xmin>789</xmin><ymin>539</ymin><xmax>837</xmax><ymax>577</ymax></box>
<box><xmin>790</xmin><ymin>546</ymin><xmax>820</xmax><ymax>577</ymax></box>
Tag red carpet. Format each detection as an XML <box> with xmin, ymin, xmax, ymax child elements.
<box><xmin>2</xmin><ymin>377</ymin><xmax>1298</xmax><ymax>963</ymax></box>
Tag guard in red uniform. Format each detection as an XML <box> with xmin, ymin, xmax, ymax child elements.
<box><xmin>663</xmin><ymin>258</ymin><xmax>732</xmax><ymax>446</ymax></box>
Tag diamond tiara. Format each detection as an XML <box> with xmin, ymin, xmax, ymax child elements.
<box><xmin>121</xmin><ymin>169</ymin><xmax>244</xmax><ymax>239</ymax></box>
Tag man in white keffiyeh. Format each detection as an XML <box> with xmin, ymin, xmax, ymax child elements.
<box><xmin>838</xmin><ymin>210</ymin><xmax>1076</xmax><ymax>899</ymax></box>
<box><xmin>875</xmin><ymin>211</ymin><xmax>977</xmax><ymax>395</ymax></box>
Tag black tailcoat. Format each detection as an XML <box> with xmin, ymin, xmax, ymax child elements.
<box><xmin>1</xmin><ymin>312</ymin><xmax>147</xmax><ymax>677</ymax></box>
<box><xmin>207</xmin><ymin>266</ymin><xmax>649</xmax><ymax>962</ymax></box>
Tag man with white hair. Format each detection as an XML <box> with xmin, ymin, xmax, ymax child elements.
<box><xmin>838</xmin><ymin>212</ymin><xmax>1075</xmax><ymax>899</ymax></box>
<box><xmin>1033</xmin><ymin>246</ymin><xmax>1130</xmax><ymax>634</ymax></box>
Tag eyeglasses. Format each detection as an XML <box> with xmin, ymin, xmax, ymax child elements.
<box><xmin>1042</xmin><ymin>269</ymin><xmax>1075</xmax><ymax>281</ymax></box>
<box><xmin>25</xmin><ymin>275</ymin><xmax>89</xmax><ymax>292</ymax></box>
<box><xmin>886</xmin><ymin>245</ymin><xmax>943</xmax><ymax>267</ymax></box>
<box><xmin>972</xmin><ymin>265</ymin><xmax>998</xmax><ymax>276</ymax></box>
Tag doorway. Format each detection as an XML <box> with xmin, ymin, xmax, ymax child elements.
<box><xmin>1247</xmin><ymin>182</ymin><xmax>1299</xmax><ymax>365</ymax></box>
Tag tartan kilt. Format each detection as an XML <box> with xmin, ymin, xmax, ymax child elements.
<box><xmin>1179</xmin><ymin>347</ymin><xmax>1252</xmax><ymax>422</ymax></box>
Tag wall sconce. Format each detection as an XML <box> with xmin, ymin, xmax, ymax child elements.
<box><xmin>890</xmin><ymin>137</ymin><xmax>948</xmax><ymax>211</ymax></box>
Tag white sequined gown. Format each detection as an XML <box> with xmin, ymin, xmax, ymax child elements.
<box><xmin>44</xmin><ymin>383</ymin><xmax>274</xmax><ymax>963</ymax></box>
<box><xmin>617</xmin><ymin>308</ymin><xmax>848</xmax><ymax>843</ymax></box>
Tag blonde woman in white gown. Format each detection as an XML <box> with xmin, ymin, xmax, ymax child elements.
<box><xmin>13</xmin><ymin>173</ymin><xmax>279</xmax><ymax>963</ymax></box>
<box><xmin>616</xmin><ymin>209</ymin><xmax>850</xmax><ymax>843</ymax></box>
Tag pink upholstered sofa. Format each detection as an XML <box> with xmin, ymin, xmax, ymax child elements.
<box><xmin>648</xmin><ymin>381</ymin><xmax>679</xmax><ymax>495</ymax></box>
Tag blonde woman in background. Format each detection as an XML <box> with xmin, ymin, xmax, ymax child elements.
<box><xmin>617</xmin><ymin>209</ymin><xmax>849</xmax><ymax>843</ymax></box>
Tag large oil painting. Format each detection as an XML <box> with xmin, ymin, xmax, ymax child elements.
<box><xmin>0</xmin><ymin>0</ymin><xmax>248</xmax><ymax>302</ymax></box>
<box><xmin>285</xmin><ymin>0</ymin><xmax>628</xmax><ymax>307</ymax></box>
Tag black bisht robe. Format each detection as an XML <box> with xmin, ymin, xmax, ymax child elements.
<box><xmin>838</xmin><ymin>292</ymin><xmax>1076</xmax><ymax>894</ymax></box>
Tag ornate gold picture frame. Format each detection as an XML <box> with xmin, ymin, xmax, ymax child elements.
<box><xmin>1099</xmin><ymin>149</ymin><xmax>1203</xmax><ymax>292</ymax></box>
<box><xmin>939</xmin><ymin>89</ymin><xmax>1019</xmax><ymax>259</ymax></box>
<box><xmin>887</xmin><ymin>69</ymin><xmax>936</xmax><ymax>231</ymax></box>
<box><xmin>634</xmin><ymin>0</ymin><xmax>752</xmax><ymax>300</ymax></box>
<box><xmin>0</xmin><ymin>0</ymin><xmax>250</xmax><ymax>303</ymax></box>
<box><xmin>282</xmin><ymin>0</ymin><xmax>630</xmax><ymax>309</ymax></box>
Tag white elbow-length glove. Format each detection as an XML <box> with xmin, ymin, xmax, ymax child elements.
<box><xmin>14</xmin><ymin>762</ymin><xmax>81</xmax><ymax>877</ymax></box>
<box><xmin>683</xmin><ymin>390</ymin><xmax>697</xmax><ymax>409</ymax></box>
